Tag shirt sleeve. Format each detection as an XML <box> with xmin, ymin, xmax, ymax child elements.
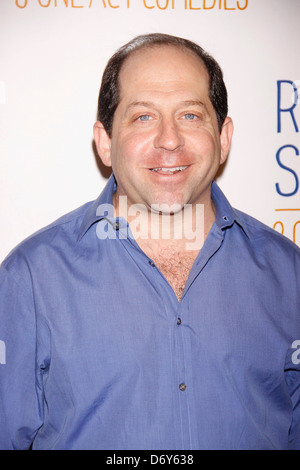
<box><xmin>0</xmin><ymin>260</ymin><xmax>45</xmax><ymax>450</ymax></box>
<box><xmin>285</xmin><ymin>344</ymin><xmax>300</xmax><ymax>450</ymax></box>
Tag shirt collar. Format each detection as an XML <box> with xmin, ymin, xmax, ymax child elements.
<box><xmin>77</xmin><ymin>174</ymin><xmax>117</xmax><ymax>241</ymax></box>
<box><xmin>211</xmin><ymin>181</ymin><xmax>250</xmax><ymax>238</ymax></box>
<box><xmin>77</xmin><ymin>175</ymin><xmax>250</xmax><ymax>241</ymax></box>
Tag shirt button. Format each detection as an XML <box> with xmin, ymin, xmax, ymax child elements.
<box><xmin>113</xmin><ymin>221</ymin><xmax>120</xmax><ymax>231</ymax></box>
<box><xmin>148</xmin><ymin>260</ymin><xmax>155</xmax><ymax>267</ymax></box>
<box><xmin>177</xmin><ymin>317</ymin><xmax>182</xmax><ymax>325</ymax></box>
<box><xmin>179</xmin><ymin>383</ymin><xmax>187</xmax><ymax>391</ymax></box>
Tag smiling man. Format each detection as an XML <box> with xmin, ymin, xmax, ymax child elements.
<box><xmin>0</xmin><ymin>34</ymin><xmax>300</xmax><ymax>450</ymax></box>
<box><xmin>94</xmin><ymin>38</ymin><xmax>233</xmax><ymax>300</ymax></box>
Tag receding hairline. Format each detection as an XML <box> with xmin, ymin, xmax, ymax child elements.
<box><xmin>119</xmin><ymin>42</ymin><xmax>209</xmax><ymax>77</ymax></box>
<box><xmin>117</xmin><ymin>43</ymin><xmax>210</xmax><ymax>101</ymax></box>
<box><xmin>97</xmin><ymin>34</ymin><xmax>228</xmax><ymax>135</ymax></box>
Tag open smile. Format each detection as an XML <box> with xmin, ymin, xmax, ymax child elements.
<box><xmin>150</xmin><ymin>166</ymin><xmax>189</xmax><ymax>175</ymax></box>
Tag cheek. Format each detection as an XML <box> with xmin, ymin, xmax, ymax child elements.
<box><xmin>189</xmin><ymin>129</ymin><xmax>220</xmax><ymax>158</ymax></box>
<box><xmin>112</xmin><ymin>132</ymin><xmax>153</xmax><ymax>165</ymax></box>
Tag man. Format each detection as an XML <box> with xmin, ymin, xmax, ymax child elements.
<box><xmin>0</xmin><ymin>33</ymin><xmax>299</xmax><ymax>450</ymax></box>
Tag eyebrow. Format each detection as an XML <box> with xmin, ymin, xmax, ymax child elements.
<box><xmin>126</xmin><ymin>99</ymin><xmax>207</xmax><ymax>113</ymax></box>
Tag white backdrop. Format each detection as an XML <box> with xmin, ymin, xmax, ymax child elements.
<box><xmin>1</xmin><ymin>0</ymin><xmax>300</xmax><ymax>262</ymax></box>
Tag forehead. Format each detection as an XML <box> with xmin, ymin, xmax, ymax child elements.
<box><xmin>118</xmin><ymin>45</ymin><xmax>210</xmax><ymax>100</ymax></box>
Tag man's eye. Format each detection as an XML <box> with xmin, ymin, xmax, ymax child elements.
<box><xmin>184</xmin><ymin>113</ymin><xmax>198</xmax><ymax>120</ymax></box>
<box><xmin>137</xmin><ymin>115</ymin><xmax>151</xmax><ymax>121</ymax></box>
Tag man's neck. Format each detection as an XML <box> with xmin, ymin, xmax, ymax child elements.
<box><xmin>112</xmin><ymin>192</ymin><xmax>216</xmax><ymax>301</ymax></box>
<box><xmin>112</xmin><ymin>192</ymin><xmax>216</xmax><ymax>254</ymax></box>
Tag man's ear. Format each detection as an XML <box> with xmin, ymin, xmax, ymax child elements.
<box><xmin>220</xmin><ymin>117</ymin><xmax>234</xmax><ymax>165</ymax></box>
<box><xmin>93</xmin><ymin>121</ymin><xmax>112</xmax><ymax>167</ymax></box>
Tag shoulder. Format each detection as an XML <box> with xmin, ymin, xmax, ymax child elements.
<box><xmin>1</xmin><ymin>200</ymin><xmax>93</xmax><ymax>276</ymax></box>
<box><xmin>234</xmin><ymin>207</ymin><xmax>300</xmax><ymax>260</ymax></box>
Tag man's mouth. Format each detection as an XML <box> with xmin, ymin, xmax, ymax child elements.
<box><xmin>150</xmin><ymin>166</ymin><xmax>188</xmax><ymax>175</ymax></box>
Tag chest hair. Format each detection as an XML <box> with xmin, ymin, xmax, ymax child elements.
<box><xmin>140</xmin><ymin>241</ymin><xmax>199</xmax><ymax>301</ymax></box>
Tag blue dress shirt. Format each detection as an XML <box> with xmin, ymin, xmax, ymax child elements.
<box><xmin>0</xmin><ymin>175</ymin><xmax>300</xmax><ymax>450</ymax></box>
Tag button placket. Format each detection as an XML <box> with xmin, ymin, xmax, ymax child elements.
<box><xmin>173</xmin><ymin>297</ymin><xmax>194</xmax><ymax>448</ymax></box>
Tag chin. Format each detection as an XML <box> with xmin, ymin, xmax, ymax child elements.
<box><xmin>150</xmin><ymin>205</ymin><xmax>184</xmax><ymax>216</ymax></box>
<box><xmin>148</xmin><ymin>196</ymin><xmax>185</xmax><ymax>215</ymax></box>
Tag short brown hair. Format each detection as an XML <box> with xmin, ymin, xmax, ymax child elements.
<box><xmin>97</xmin><ymin>33</ymin><xmax>228</xmax><ymax>136</ymax></box>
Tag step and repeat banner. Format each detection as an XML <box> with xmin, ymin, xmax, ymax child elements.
<box><xmin>1</xmin><ymin>0</ymin><xmax>299</xmax><ymax>261</ymax></box>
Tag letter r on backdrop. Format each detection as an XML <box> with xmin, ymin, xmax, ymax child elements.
<box><xmin>277</xmin><ymin>80</ymin><xmax>299</xmax><ymax>133</ymax></box>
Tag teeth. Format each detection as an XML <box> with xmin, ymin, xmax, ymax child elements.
<box><xmin>151</xmin><ymin>166</ymin><xmax>188</xmax><ymax>173</ymax></box>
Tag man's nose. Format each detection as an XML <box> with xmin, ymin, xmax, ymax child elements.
<box><xmin>153</xmin><ymin>118</ymin><xmax>184</xmax><ymax>151</ymax></box>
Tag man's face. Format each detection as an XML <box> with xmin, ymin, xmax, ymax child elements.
<box><xmin>95</xmin><ymin>45</ymin><xmax>233</xmax><ymax>214</ymax></box>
